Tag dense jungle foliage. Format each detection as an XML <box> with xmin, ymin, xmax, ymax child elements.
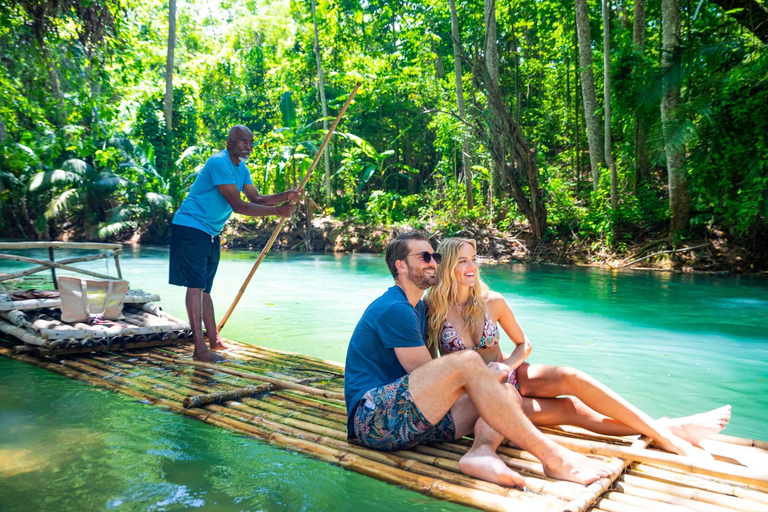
<box><xmin>0</xmin><ymin>0</ymin><xmax>766</xmax><ymax>251</ymax></box>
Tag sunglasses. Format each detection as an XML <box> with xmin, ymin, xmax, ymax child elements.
<box><xmin>407</xmin><ymin>251</ymin><xmax>442</xmax><ymax>264</ymax></box>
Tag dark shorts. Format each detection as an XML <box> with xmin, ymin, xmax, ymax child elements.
<box><xmin>169</xmin><ymin>224</ymin><xmax>220</xmax><ymax>294</ymax></box>
<box><xmin>352</xmin><ymin>374</ymin><xmax>456</xmax><ymax>452</ymax></box>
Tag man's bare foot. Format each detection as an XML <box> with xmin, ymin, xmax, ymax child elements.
<box><xmin>459</xmin><ymin>444</ymin><xmax>526</xmax><ymax>488</ymax></box>
<box><xmin>193</xmin><ymin>348</ymin><xmax>225</xmax><ymax>363</ymax></box>
<box><xmin>209</xmin><ymin>336</ymin><xmax>229</xmax><ymax>351</ymax></box>
<box><xmin>542</xmin><ymin>447</ymin><xmax>613</xmax><ymax>485</ymax></box>
<box><xmin>662</xmin><ymin>405</ymin><xmax>731</xmax><ymax>445</ymax></box>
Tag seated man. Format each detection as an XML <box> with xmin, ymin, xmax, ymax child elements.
<box><xmin>344</xmin><ymin>231</ymin><xmax>612</xmax><ymax>486</ymax></box>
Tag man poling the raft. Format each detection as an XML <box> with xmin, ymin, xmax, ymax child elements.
<box><xmin>169</xmin><ymin>83</ymin><xmax>361</xmax><ymax>362</ymax></box>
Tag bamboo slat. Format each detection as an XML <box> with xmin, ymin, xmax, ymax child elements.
<box><xmin>0</xmin><ymin>318</ymin><xmax>50</xmax><ymax>346</ymax></box>
<box><xmin>544</xmin><ymin>432</ymin><xmax>768</xmax><ymax>491</ymax></box>
<box><xmin>148</xmin><ymin>353</ymin><xmax>345</xmax><ymax>400</ymax></box>
<box><xmin>0</xmin><ymin>290</ymin><xmax>161</xmax><ymax>311</ymax></box>
<box><xmin>564</xmin><ymin>437</ymin><xmax>652</xmax><ymax>512</ymax></box>
<box><xmin>629</xmin><ymin>464</ymin><xmax>768</xmax><ymax>504</ymax></box>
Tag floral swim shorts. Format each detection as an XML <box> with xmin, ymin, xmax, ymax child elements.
<box><xmin>352</xmin><ymin>374</ymin><xmax>456</xmax><ymax>452</ymax></box>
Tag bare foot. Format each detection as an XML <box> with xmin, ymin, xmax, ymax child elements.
<box><xmin>662</xmin><ymin>405</ymin><xmax>731</xmax><ymax>445</ymax></box>
<box><xmin>209</xmin><ymin>336</ymin><xmax>229</xmax><ymax>351</ymax></box>
<box><xmin>459</xmin><ymin>444</ymin><xmax>526</xmax><ymax>488</ymax></box>
<box><xmin>542</xmin><ymin>447</ymin><xmax>613</xmax><ymax>485</ymax></box>
<box><xmin>654</xmin><ymin>430</ymin><xmax>716</xmax><ymax>463</ymax></box>
<box><xmin>193</xmin><ymin>348</ymin><xmax>225</xmax><ymax>363</ymax></box>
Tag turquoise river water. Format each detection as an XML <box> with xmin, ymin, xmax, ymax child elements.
<box><xmin>1</xmin><ymin>247</ymin><xmax>767</xmax><ymax>511</ymax></box>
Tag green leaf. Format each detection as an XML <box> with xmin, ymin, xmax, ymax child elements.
<box><xmin>356</xmin><ymin>164</ymin><xmax>378</xmax><ymax>192</ymax></box>
<box><xmin>280</xmin><ymin>91</ymin><xmax>296</xmax><ymax>129</ymax></box>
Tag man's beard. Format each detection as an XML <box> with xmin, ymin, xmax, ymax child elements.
<box><xmin>238</xmin><ymin>156</ymin><xmax>250</xmax><ymax>163</ymax></box>
<box><xmin>406</xmin><ymin>263</ymin><xmax>435</xmax><ymax>290</ymax></box>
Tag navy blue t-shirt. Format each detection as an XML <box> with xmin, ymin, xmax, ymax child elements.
<box><xmin>344</xmin><ymin>286</ymin><xmax>426</xmax><ymax>437</ymax></box>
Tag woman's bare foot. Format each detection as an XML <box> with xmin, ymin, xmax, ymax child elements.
<box><xmin>654</xmin><ymin>430</ymin><xmax>716</xmax><ymax>463</ymax></box>
<box><xmin>459</xmin><ymin>444</ymin><xmax>526</xmax><ymax>488</ymax></box>
<box><xmin>542</xmin><ymin>447</ymin><xmax>613</xmax><ymax>485</ymax></box>
<box><xmin>193</xmin><ymin>347</ymin><xmax>225</xmax><ymax>362</ymax></box>
<box><xmin>661</xmin><ymin>405</ymin><xmax>731</xmax><ymax>445</ymax></box>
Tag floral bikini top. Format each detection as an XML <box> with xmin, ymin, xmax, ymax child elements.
<box><xmin>439</xmin><ymin>314</ymin><xmax>500</xmax><ymax>353</ymax></box>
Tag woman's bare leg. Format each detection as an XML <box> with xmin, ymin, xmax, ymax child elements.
<box><xmin>521</xmin><ymin>396</ymin><xmax>730</xmax><ymax>445</ymax></box>
<box><xmin>516</xmin><ymin>364</ymin><xmax>725</xmax><ymax>461</ymax></box>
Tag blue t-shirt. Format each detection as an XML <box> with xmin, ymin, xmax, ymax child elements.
<box><xmin>172</xmin><ymin>149</ymin><xmax>253</xmax><ymax>236</ymax></box>
<box><xmin>344</xmin><ymin>286</ymin><xmax>426</xmax><ymax>437</ymax></box>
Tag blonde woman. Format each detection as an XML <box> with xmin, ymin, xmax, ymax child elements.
<box><xmin>424</xmin><ymin>237</ymin><xmax>731</xmax><ymax>474</ymax></box>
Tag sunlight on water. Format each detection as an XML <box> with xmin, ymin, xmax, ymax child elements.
<box><xmin>1</xmin><ymin>247</ymin><xmax>767</xmax><ymax>511</ymax></box>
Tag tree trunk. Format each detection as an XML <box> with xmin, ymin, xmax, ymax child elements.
<box><xmin>574</xmin><ymin>30</ymin><xmax>582</xmax><ymax>196</ymax></box>
<box><xmin>632</xmin><ymin>0</ymin><xmax>649</xmax><ymax>191</ymax></box>
<box><xmin>449</xmin><ymin>0</ymin><xmax>474</xmax><ymax>209</ymax></box>
<box><xmin>481</xmin><ymin>0</ymin><xmax>547</xmax><ymax>238</ymax></box>
<box><xmin>575</xmin><ymin>0</ymin><xmax>604</xmax><ymax>192</ymax></box>
<box><xmin>707</xmin><ymin>0</ymin><xmax>768</xmax><ymax>44</ymax></box>
<box><xmin>661</xmin><ymin>0</ymin><xmax>690</xmax><ymax>233</ymax></box>
<box><xmin>164</xmin><ymin>0</ymin><xmax>177</xmax><ymax>132</ymax></box>
<box><xmin>311</xmin><ymin>0</ymin><xmax>332</xmax><ymax>201</ymax></box>
<box><xmin>38</xmin><ymin>38</ymin><xmax>64</xmax><ymax>125</ymax></box>
<box><xmin>431</xmin><ymin>38</ymin><xmax>446</xmax><ymax>79</ymax></box>
<box><xmin>603</xmin><ymin>0</ymin><xmax>618</xmax><ymax>212</ymax></box>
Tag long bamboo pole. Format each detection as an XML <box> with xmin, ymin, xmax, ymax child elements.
<box><xmin>217</xmin><ymin>82</ymin><xmax>361</xmax><ymax>331</ymax></box>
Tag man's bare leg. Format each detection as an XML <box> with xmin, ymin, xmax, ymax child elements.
<box><xmin>186</xmin><ymin>288</ymin><xmax>224</xmax><ymax>362</ymax></box>
<box><xmin>450</xmin><ymin>391</ymin><xmax>526</xmax><ymax>487</ymax></box>
<box><xmin>202</xmin><ymin>292</ymin><xmax>228</xmax><ymax>350</ymax></box>
<box><xmin>408</xmin><ymin>351</ymin><xmax>613</xmax><ymax>485</ymax></box>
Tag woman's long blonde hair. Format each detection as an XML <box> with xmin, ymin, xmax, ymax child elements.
<box><xmin>425</xmin><ymin>238</ymin><xmax>489</xmax><ymax>351</ymax></box>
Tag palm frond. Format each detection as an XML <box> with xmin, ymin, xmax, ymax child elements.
<box><xmin>46</xmin><ymin>189</ymin><xmax>81</xmax><ymax>217</ymax></box>
<box><xmin>27</xmin><ymin>169</ymin><xmax>81</xmax><ymax>192</ymax></box>
<box><xmin>61</xmin><ymin>158</ymin><xmax>91</xmax><ymax>175</ymax></box>
<box><xmin>97</xmin><ymin>220</ymin><xmax>137</xmax><ymax>239</ymax></box>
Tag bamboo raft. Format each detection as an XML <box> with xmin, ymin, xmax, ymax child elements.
<box><xmin>0</xmin><ymin>241</ymin><xmax>191</xmax><ymax>355</ymax></box>
<box><xmin>0</xmin><ymin>339</ymin><xmax>766</xmax><ymax>512</ymax></box>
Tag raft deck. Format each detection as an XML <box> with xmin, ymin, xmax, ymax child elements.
<box><xmin>0</xmin><ymin>339</ymin><xmax>766</xmax><ymax>512</ymax></box>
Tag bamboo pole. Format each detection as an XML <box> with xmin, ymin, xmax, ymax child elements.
<box><xmin>707</xmin><ymin>433</ymin><xmax>768</xmax><ymax>451</ymax></box>
<box><xmin>223</xmin><ymin>337</ymin><xmax>345</xmax><ymax>369</ymax></box>
<box><xmin>0</xmin><ymin>241</ymin><xmax>122</xmax><ymax>250</ymax></box>
<box><xmin>0</xmin><ymin>291</ymin><xmax>161</xmax><ymax>312</ymax></box>
<box><xmin>217</xmin><ymin>82</ymin><xmax>361</xmax><ymax>332</ymax></box>
<box><xmin>564</xmin><ymin>437</ymin><xmax>652</xmax><ymax>512</ymax></box>
<box><xmin>614</xmin><ymin>478</ymin><xmax>761</xmax><ymax>512</ymax></box>
<box><xmin>148</xmin><ymin>353</ymin><xmax>345</xmax><ymax>400</ymax></box>
<box><xmin>593</xmin><ymin>498</ymin><xmax>659</xmax><ymax>512</ymax></box>
<box><xmin>0</xmin><ymin>319</ymin><xmax>50</xmax><ymax>346</ymax></box>
<box><xmin>543</xmin><ymin>432</ymin><xmax>768</xmax><ymax>491</ymax></box>
<box><xmin>0</xmin><ymin>253</ymin><xmax>119</xmax><ymax>281</ymax></box>
<box><xmin>629</xmin><ymin>464</ymin><xmax>768</xmax><ymax>504</ymax></box>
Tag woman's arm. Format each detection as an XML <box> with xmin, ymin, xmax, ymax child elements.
<box><xmin>488</xmin><ymin>292</ymin><xmax>532</xmax><ymax>369</ymax></box>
